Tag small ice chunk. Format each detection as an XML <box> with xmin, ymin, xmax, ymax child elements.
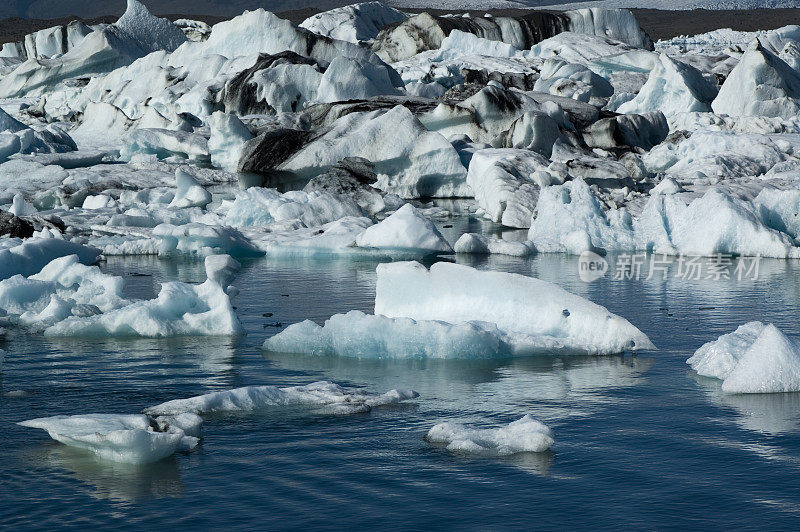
<box><xmin>355</xmin><ymin>204</ymin><xmax>452</xmax><ymax>255</ymax></box>
<box><xmin>9</xmin><ymin>193</ymin><xmax>36</xmax><ymax>217</ymax></box>
<box><xmin>168</xmin><ymin>168</ymin><xmax>212</xmax><ymax>209</ymax></box>
<box><xmin>454</xmin><ymin>234</ymin><xmax>535</xmax><ymax>256</ymax></box>
<box><xmin>426</xmin><ymin>415</ymin><xmax>554</xmax><ymax>455</ymax></box>
<box><xmin>688</xmin><ymin>322</ymin><xmax>800</xmax><ymax>393</ymax></box>
<box><xmin>82</xmin><ymin>194</ymin><xmax>118</xmax><ymax>210</ymax></box>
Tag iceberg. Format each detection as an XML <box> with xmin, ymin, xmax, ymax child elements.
<box><xmin>247</xmin><ymin>105</ymin><xmax>468</xmax><ymax>198</ymax></box>
<box><xmin>454</xmin><ymin>234</ymin><xmax>535</xmax><ymax>256</ymax></box>
<box><xmin>466</xmin><ymin>148</ymin><xmax>558</xmax><ymax>229</ymax></box>
<box><xmin>266</xmin><ymin>310</ymin><xmax>507</xmax><ymax>359</ymax></box>
<box><xmin>299</xmin><ymin>2</ymin><xmax>407</xmax><ymax>44</ymax></box>
<box><xmin>712</xmin><ymin>38</ymin><xmax>800</xmax><ymax>119</ymax></box>
<box><xmin>168</xmin><ymin>168</ymin><xmax>212</xmax><ymax>209</ymax></box>
<box><xmin>528</xmin><ymin>179</ymin><xmax>800</xmax><ymax>258</ymax></box>
<box><xmin>615</xmin><ymin>54</ymin><xmax>717</xmax><ymax>115</ymax></box>
<box><xmin>0</xmin><ymin>237</ymin><xmax>101</xmax><ymax>281</ymax></box>
<box><xmin>426</xmin><ymin>415</ymin><xmax>554</xmax><ymax>455</ymax></box>
<box><xmin>688</xmin><ymin>322</ymin><xmax>800</xmax><ymax>393</ymax></box>
<box><xmin>18</xmin><ymin>413</ymin><xmax>201</xmax><ymax>464</ymax></box>
<box><xmin>375</xmin><ymin>261</ymin><xmax>653</xmax><ymax>354</ymax></box>
<box><xmin>355</xmin><ymin>204</ymin><xmax>452</xmax><ymax>256</ymax></box>
<box><xmin>267</xmin><ymin>261</ymin><xmax>653</xmax><ymax>358</ymax></box>
<box><xmin>144</xmin><ymin>381</ymin><xmax>419</xmax><ymax>416</ymax></box>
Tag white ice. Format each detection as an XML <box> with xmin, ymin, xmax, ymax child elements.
<box><xmin>688</xmin><ymin>322</ymin><xmax>800</xmax><ymax>393</ymax></box>
<box><xmin>144</xmin><ymin>380</ymin><xmax>419</xmax><ymax>416</ymax></box>
<box><xmin>18</xmin><ymin>412</ymin><xmax>201</xmax><ymax>464</ymax></box>
<box><xmin>426</xmin><ymin>415</ymin><xmax>554</xmax><ymax>455</ymax></box>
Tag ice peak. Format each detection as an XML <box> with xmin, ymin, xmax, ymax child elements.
<box><xmin>115</xmin><ymin>0</ymin><xmax>187</xmax><ymax>54</ymax></box>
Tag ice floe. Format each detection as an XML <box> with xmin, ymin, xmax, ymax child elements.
<box><xmin>144</xmin><ymin>381</ymin><xmax>419</xmax><ymax>416</ymax></box>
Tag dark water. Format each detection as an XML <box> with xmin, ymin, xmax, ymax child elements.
<box><xmin>2</xmin><ymin>216</ymin><xmax>800</xmax><ymax>529</ymax></box>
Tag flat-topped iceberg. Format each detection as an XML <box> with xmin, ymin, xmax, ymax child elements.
<box><xmin>144</xmin><ymin>381</ymin><xmax>419</xmax><ymax>416</ymax></box>
<box><xmin>266</xmin><ymin>261</ymin><xmax>653</xmax><ymax>358</ymax></box>
<box><xmin>18</xmin><ymin>413</ymin><xmax>202</xmax><ymax>464</ymax></box>
<box><xmin>426</xmin><ymin>415</ymin><xmax>554</xmax><ymax>455</ymax></box>
<box><xmin>688</xmin><ymin>322</ymin><xmax>800</xmax><ymax>394</ymax></box>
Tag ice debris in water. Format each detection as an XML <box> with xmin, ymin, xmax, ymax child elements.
<box><xmin>144</xmin><ymin>381</ymin><xmax>419</xmax><ymax>416</ymax></box>
<box><xmin>20</xmin><ymin>380</ymin><xmax>418</xmax><ymax>463</ymax></box>
<box><xmin>265</xmin><ymin>261</ymin><xmax>653</xmax><ymax>358</ymax></box>
<box><xmin>18</xmin><ymin>413</ymin><xmax>202</xmax><ymax>464</ymax></box>
<box><xmin>43</xmin><ymin>254</ymin><xmax>243</xmax><ymax>337</ymax></box>
<box><xmin>426</xmin><ymin>415</ymin><xmax>554</xmax><ymax>455</ymax></box>
<box><xmin>0</xmin><ymin>253</ymin><xmax>243</xmax><ymax>337</ymax></box>
<box><xmin>688</xmin><ymin>322</ymin><xmax>800</xmax><ymax>394</ymax></box>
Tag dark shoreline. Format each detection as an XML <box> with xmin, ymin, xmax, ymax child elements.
<box><xmin>2</xmin><ymin>7</ymin><xmax>800</xmax><ymax>46</ymax></box>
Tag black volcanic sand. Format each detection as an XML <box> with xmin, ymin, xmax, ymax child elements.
<box><xmin>2</xmin><ymin>7</ymin><xmax>800</xmax><ymax>47</ymax></box>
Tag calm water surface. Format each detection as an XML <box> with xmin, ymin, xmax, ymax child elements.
<box><xmin>1</xmin><ymin>214</ymin><xmax>800</xmax><ymax>529</ymax></box>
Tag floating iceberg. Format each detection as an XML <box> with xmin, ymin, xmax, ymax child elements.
<box><xmin>528</xmin><ymin>179</ymin><xmax>800</xmax><ymax>258</ymax></box>
<box><xmin>688</xmin><ymin>322</ymin><xmax>800</xmax><ymax>394</ymax></box>
<box><xmin>426</xmin><ymin>415</ymin><xmax>554</xmax><ymax>455</ymax></box>
<box><xmin>454</xmin><ymin>234</ymin><xmax>535</xmax><ymax>256</ymax></box>
<box><xmin>144</xmin><ymin>381</ymin><xmax>419</xmax><ymax>416</ymax></box>
<box><xmin>266</xmin><ymin>310</ymin><xmax>508</xmax><ymax>359</ymax></box>
<box><xmin>267</xmin><ymin>261</ymin><xmax>653</xmax><ymax>358</ymax></box>
<box><xmin>18</xmin><ymin>413</ymin><xmax>202</xmax><ymax>464</ymax></box>
<box><xmin>375</xmin><ymin>261</ymin><xmax>654</xmax><ymax>354</ymax></box>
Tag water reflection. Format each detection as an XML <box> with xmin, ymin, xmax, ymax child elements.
<box><xmin>23</xmin><ymin>444</ymin><xmax>185</xmax><ymax>503</ymax></box>
<box><xmin>264</xmin><ymin>351</ymin><xmax>655</xmax><ymax>425</ymax></box>
<box><xmin>691</xmin><ymin>373</ymin><xmax>800</xmax><ymax>435</ymax></box>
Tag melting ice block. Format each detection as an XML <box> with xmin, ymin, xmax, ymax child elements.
<box><xmin>426</xmin><ymin>415</ymin><xmax>554</xmax><ymax>455</ymax></box>
<box><xmin>144</xmin><ymin>381</ymin><xmax>419</xmax><ymax>416</ymax></box>
<box><xmin>43</xmin><ymin>254</ymin><xmax>243</xmax><ymax>337</ymax></box>
<box><xmin>267</xmin><ymin>261</ymin><xmax>653</xmax><ymax>357</ymax></box>
<box><xmin>18</xmin><ymin>413</ymin><xmax>201</xmax><ymax>464</ymax></box>
<box><xmin>375</xmin><ymin>261</ymin><xmax>654</xmax><ymax>355</ymax></box>
<box><xmin>688</xmin><ymin>322</ymin><xmax>800</xmax><ymax>393</ymax></box>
